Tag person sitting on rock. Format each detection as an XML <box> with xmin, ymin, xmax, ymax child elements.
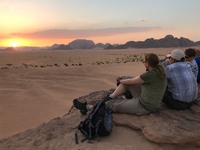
<box><xmin>162</xmin><ymin>49</ymin><xmax>198</xmax><ymax>110</ymax></box>
<box><xmin>185</xmin><ymin>48</ymin><xmax>198</xmax><ymax>79</ymax></box>
<box><xmin>74</xmin><ymin>53</ymin><xmax>167</xmax><ymax>115</ymax></box>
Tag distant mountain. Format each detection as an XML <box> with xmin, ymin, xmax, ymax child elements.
<box><xmin>68</xmin><ymin>39</ymin><xmax>95</xmax><ymax>49</ymax></box>
<box><xmin>50</xmin><ymin>44</ymin><xmax>71</xmax><ymax>50</ymax></box>
<box><xmin>93</xmin><ymin>43</ymin><xmax>109</xmax><ymax>49</ymax></box>
<box><xmin>115</xmin><ymin>35</ymin><xmax>197</xmax><ymax>49</ymax></box>
<box><xmin>9</xmin><ymin>35</ymin><xmax>197</xmax><ymax>51</ymax></box>
<box><xmin>196</xmin><ymin>41</ymin><xmax>200</xmax><ymax>46</ymax></box>
<box><xmin>49</xmin><ymin>41</ymin><xmax>115</xmax><ymax>50</ymax></box>
<box><xmin>0</xmin><ymin>35</ymin><xmax>199</xmax><ymax>51</ymax></box>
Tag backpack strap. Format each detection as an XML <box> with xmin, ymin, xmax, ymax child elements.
<box><xmin>75</xmin><ymin>130</ymin><xmax>79</xmax><ymax>144</ymax></box>
<box><xmin>89</xmin><ymin>101</ymin><xmax>104</xmax><ymax>119</ymax></box>
<box><xmin>95</xmin><ymin>120</ymin><xmax>102</xmax><ymax>136</ymax></box>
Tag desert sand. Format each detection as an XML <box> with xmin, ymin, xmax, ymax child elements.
<box><xmin>1</xmin><ymin>48</ymin><xmax>199</xmax><ymax>150</ymax></box>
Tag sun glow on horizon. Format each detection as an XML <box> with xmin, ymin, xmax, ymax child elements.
<box><xmin>1</xmin><ymin>38</ymin><xmax>31</xmax><ymax>47</ymax></box>
<box><xmin>9</xmin><ymin>41</ymin><xmax>20</xmax><ymax>47</ymax></box>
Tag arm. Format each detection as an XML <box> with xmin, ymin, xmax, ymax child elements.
<box><xmin>116</xmin><ymin>76</ymin><xmax>133</xmax><ymax>86</ymax></box>
<box><xmin>119</xmin><ymin>76</ymin><xmax>144</xmax><ymax>85</ymax></box>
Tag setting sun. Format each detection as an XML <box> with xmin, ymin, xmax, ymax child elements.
<box><xmin>1</xmin><ymin>38</ymin><xmax>31</xmax><ymax>47</ymax></box>
<box><xmin>9</xmin><ymin>41</ymin><xmax>20</xmax><ymax>47</ymax></box>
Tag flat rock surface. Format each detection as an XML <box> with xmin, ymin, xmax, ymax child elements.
<box><xmin>1</xmin><ymin>90</ymin><xmax>200</xmax><ymax>150</ymax></box>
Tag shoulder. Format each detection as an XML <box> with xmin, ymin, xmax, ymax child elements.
<box><xmin>166</xmin><ymin>63</ymin><xmax>177</xmax><ymax>70</ymax></box>
<box><xmin>140</xmin><ymin>70</ymin><xmax>155</xmax><ymax>79</ymax></box>
<box><xmin>141</xmin><ymin>70</ymin><xmax>155</xmax><ymax>76</ymax></box>
<box><xmin>195</xmin><ymin>56</ymin><xmax>200</xmax><ymax>61</ymax></box>
<box><xmin>166</xmin><ymin>62</ymin><xmax>190</xmax><ymax>74</ymax></box>
<box><xmin>195</xmin><ymin>57</ymin><xmax>200</xmax><ymax>63</ymax></box>
<box><xmin>191</xmin><ymin>59</ymin><xmax>198</xmax><ymax>66</ymax></box>
<box><xmin>167</xmin><ymin>62</ymin><xmax>188</xmax><ymax>69</ymax></box>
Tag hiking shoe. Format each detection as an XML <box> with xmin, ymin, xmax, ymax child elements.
<box><xmin>80</xmin><ymin>110</ymin><xmax>87</xmax><ymax>115</ymax></box>
<box><xmin>73</xmin><ymin>99</ymin><xmax>88</xmax><ymax>115</ymax></box>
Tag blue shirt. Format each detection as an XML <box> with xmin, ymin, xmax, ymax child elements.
<box><xmin>195</xmin><ymin>57</ymin><xmax>200</xmax><ymax>83</ymax></box>
<box><xmin>187</xmin><ymin>59</ymin><xmax>198</xmax><ymax>79</ymax></box>
<box><xmin>166</xmin><ymin>62</ymin><xmax>198</xmax><ymax>103</ymax></box>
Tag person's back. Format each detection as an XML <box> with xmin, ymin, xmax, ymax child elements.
<box><xmin>139</xmin><ymin>68</ymin><xmax>167</xmax><ymax>112</ymax></box>
<box><xmin>185</xmin><ymin>48</ymin><xmax>198</xmax><ymax>79</ymax></box>
<box><xmin>166</xmin><ymin>61</ymin><xmax>197</xmax><ymax>102</ymax></box>
<box><xmin>163</xmin><ymin>49</ymin><xmax>198</xmax><ymax>110</ymax></box>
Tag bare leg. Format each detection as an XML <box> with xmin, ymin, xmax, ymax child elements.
<box><xmin>110</xmin><ymin>84</ymin><xmax>126</xmax><ymax>98</ymax></box>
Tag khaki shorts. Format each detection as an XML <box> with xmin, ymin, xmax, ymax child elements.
<box><xmin>106</xmin><ymin>84</ymin><xmax>149</xmax><ymax>115</ymax></box>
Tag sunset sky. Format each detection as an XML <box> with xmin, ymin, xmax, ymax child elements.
<box><xmin>0</xmin><ymin>0</ymin><xmax>199</xmax><ymax>47</ymax></box>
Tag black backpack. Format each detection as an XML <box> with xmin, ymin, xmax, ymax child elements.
<box><xmin>77</xmin><ymin>100</ymin><xmax>112</xmax><ymax>142</ymax></box>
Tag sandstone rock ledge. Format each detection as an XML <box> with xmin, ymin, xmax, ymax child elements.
<box><xmin>0</xmin><ymin>90</ymin><xmax>200</xmax><ymax>150</ymax></box>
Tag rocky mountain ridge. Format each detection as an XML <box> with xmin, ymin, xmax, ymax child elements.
<box><xmin>1</xmin><ymin>35</ymin><xmax>199</xmax><ymax>51</ymax></box>
<box><xmin>49</xmin><ymin>35</ymin><xmax>200</xmax><ymax>50</ymax></box>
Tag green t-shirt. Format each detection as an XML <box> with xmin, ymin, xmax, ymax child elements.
<box><xmin>139</xmin><ymin>70</ymin><xmax>167</xmax><ymax>112</ymax></box>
